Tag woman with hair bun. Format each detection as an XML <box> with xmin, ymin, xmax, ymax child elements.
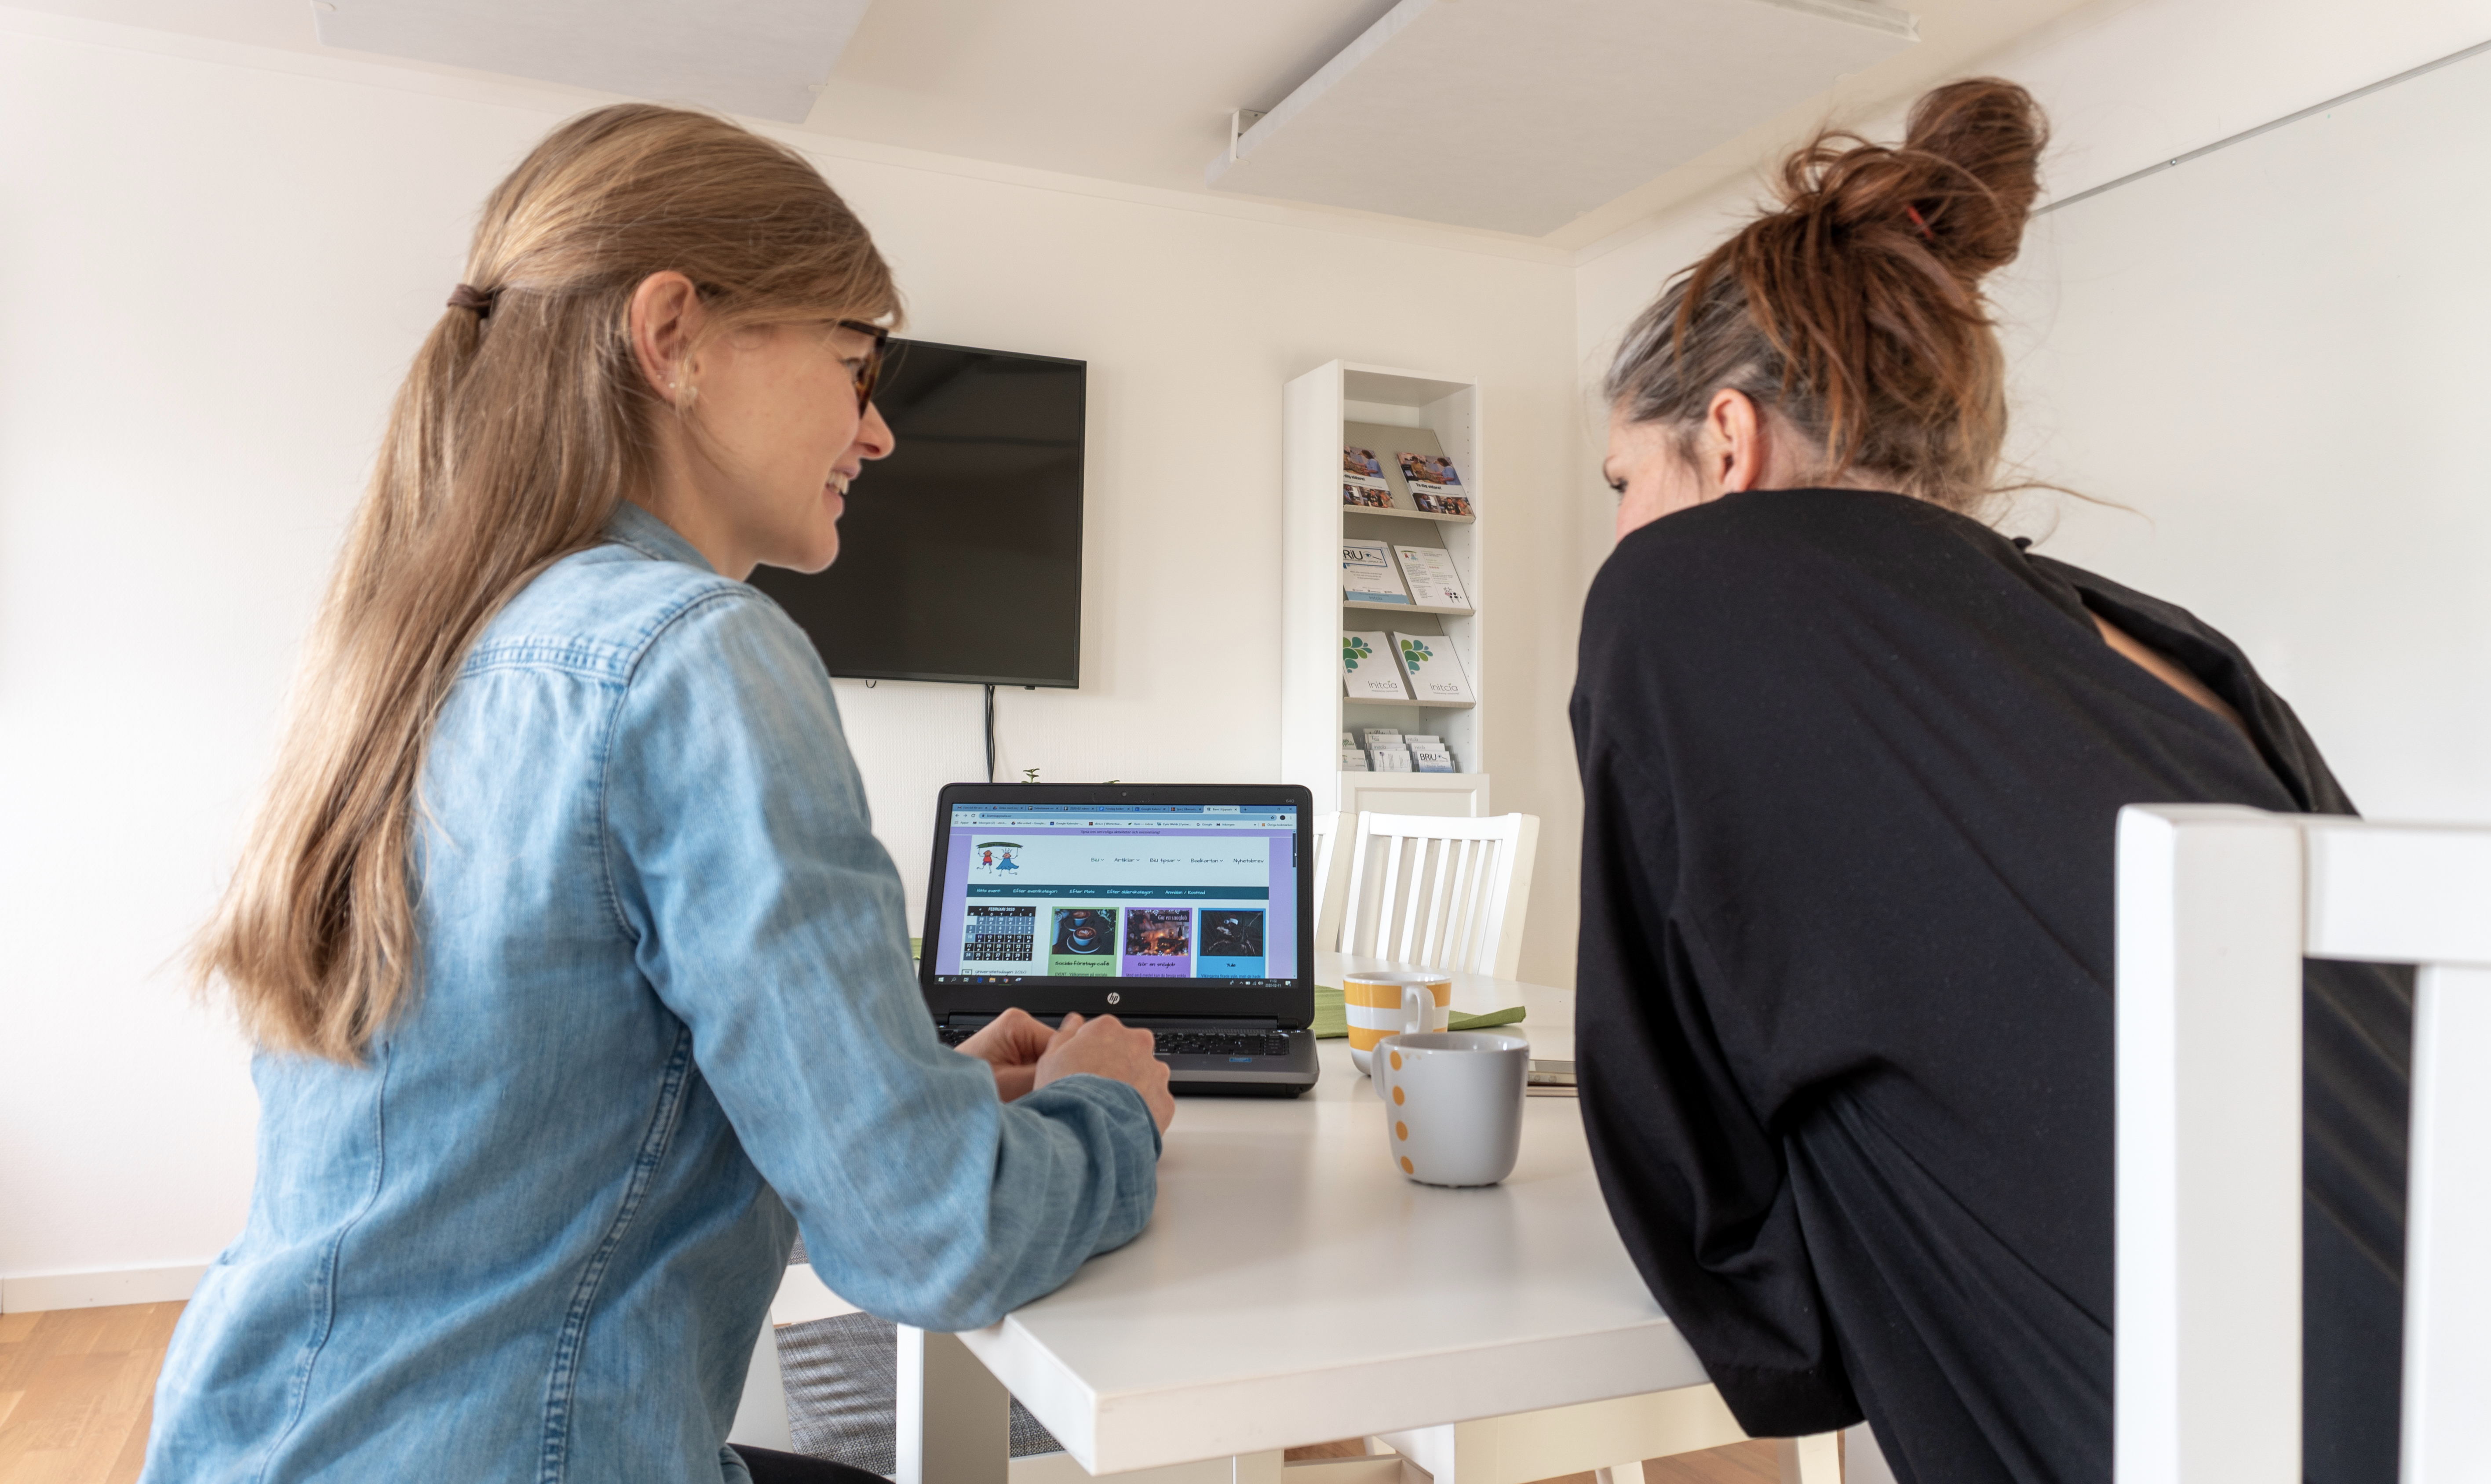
<box><xmin>148</xmin><ymin>105</ymin><xmax>1171</xmax><ymax>1484</ymax></box>
<box><xmin>1574</xmin><ymin>79</ymin><xmax>2405</xmax><ymax>1484</ymax></box>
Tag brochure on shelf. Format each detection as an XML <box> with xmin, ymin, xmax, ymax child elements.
<box><xmin>1342</xmin><ymin>478</ymin><xmax>1391</xmax><ymax>509</ymax></box>
<box><xmin>1391</xmin><ymin>632</ymin><xmax>1476</xmax><ymax>703</ymax></box>
<box><xmin>1397</xmin><ymin>451</ymin><xmax>1475</xmax><ymax>516</ymax></box>
<box><xmin>1341</xmin><ymin>632</ymin><xmax>1408</xmax><ymax>699</ymax></box>
<box><xmin>1402</xmin><ymin>731</ymin><xmax>1457</xmax><ymax>771</ymax></box>
<box><xmin>1392</xmin><ymin>544</ymin><xmax>1470</xmax><ymax>610</ymax></box>
<box><xmin>1340</xmin><ymin>540</ymin><xmax>1410</xmax><ymax>604</ymax></box>
<box><xmin>1345</xmin><ymin>446</ymin><xmax>1387</xmax><ymax>480</ymax></box>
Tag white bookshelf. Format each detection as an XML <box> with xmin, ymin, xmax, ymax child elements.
<box><xmin>1345</xmin><ymin>600</ymin><xmax>1473</xmax><ymax>615</ymax></box>
<box><xmin>1280</xmin><ymin>360</ymin><xmax>1490</xmax><ymax>818</ymax></box>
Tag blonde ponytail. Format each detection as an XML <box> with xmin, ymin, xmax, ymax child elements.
<box><xmin>197</xmin><ymin>104</ymin><xmax>900</xmax><ymax>1061</ymax></box>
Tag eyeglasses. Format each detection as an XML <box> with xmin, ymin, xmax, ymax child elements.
<box><xmin>834</xmin><ymin>319</ymin><xmax>891</xmax><ymax>412</ymax></box>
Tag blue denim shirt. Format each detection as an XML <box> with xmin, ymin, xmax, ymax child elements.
<box><xmin>145</xmin><ymin>505</ymin><xmax>1160</xmax><ymax>1483</ymax></box>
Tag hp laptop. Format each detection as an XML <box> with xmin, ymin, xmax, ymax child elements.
<box><xmin>919</xmin><ymin>783</ymin><xmax>1320</xmax><ymax>1096</ymax></box>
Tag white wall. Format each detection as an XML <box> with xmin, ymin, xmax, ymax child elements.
<box><xmin>30</xmin><ymin>0</ymin><xmax>2469</xmax><ymax>1299</ymax></box>
<box><xmin>1572</xmin><ymin>0</ymin><xmax>2491</xmax><ymax>825</ymax></box>
<box><xmin>0</xmin><ymin>11</ymin><xmax>1580</xmax><ymax>1285</ymax></box>
<box><xmin>1989</xmin><ymin>39</ymin><xmax>2491</xmax><ymax>820</ymax></box>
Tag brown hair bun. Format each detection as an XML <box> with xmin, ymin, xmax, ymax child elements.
<box><xmin>1605</xmin><ymin>78</ymin><xmax>2049</xmax><ymax>513</ymax></box>
<box><xmin>1791</xmin><ymin>76</ymin><xmax>2046</xmax><ymax>280</ymax></box>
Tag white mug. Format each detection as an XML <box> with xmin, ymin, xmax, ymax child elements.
<box><xmin>1371</xmin><ymin>1031</ymin><xmax>1529</xmax><ymax>1187</ymax></box>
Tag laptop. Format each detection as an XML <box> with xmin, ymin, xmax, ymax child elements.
<box><xmin>919</xmin><ymin>783</ymin><xmax>1321</xmax><ymax>1096</ymax></box>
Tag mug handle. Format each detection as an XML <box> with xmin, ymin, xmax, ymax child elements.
<box><xmin>1401</xmin><ymin>982</ymin><xmax>1432</xmax><ymax>1037</ymax></box>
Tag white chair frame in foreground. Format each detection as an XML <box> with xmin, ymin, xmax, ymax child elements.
<box><xmin>2115</xmin><ymin>805</ymin><xmax>2491</xmax><ymax>1484</ymax></box>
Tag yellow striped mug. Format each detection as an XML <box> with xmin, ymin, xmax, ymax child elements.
<box><xmin>1343</xmin><ymin>970</ymin><xmax>1452</xmax><ymax>1075</ymax></box>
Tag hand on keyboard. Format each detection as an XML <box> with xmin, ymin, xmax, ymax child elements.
<box><xmin>949</xmin><ymin>1006</ymin><xmax>1058</xmax><ymax>1102</ymax></box>
<box><xmin>1036</xmin><ymin>1013</ymin><xmax>1174</xmax><ymax>1134</ymax></box>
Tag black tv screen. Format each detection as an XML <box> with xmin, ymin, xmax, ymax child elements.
<box><xmin>749</xmin><ymin>339</ymin><xmax>1085</xmax><ymax>688</ymax></box>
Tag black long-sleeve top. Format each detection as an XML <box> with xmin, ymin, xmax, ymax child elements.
<box><xmin>1570</xmin><ymin>488</ymin><xmax>2408</xmax><ymax>1484</ymax></box>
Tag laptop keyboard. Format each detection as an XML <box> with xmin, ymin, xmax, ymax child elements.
<box><xmin>937</xmin><ymin>1025</ymin><xmax>1292</xmax><ymax>1059</ymax></box>
<box><xmin>1160</xmin><ymin>1032</ymin><xmax>1293</xmax><ymax>1058</ymax></box>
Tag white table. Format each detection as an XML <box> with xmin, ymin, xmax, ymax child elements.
<box><xmin>894</xmin><ymin>955</ymin><xmax>1776</xmax><ymax>1484</ymax></box>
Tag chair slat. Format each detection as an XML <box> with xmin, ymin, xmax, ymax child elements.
<box><xmin>1377</xmin><ymin>832</ymin><xmax>1410</xmax><ymax>963</ymax></box>
<box><xmin>1419</xmin><ymin>837</ymin><xmax>1457</xmax><ymax>969</ymax></box>
<box><xmin>1456</xmin><ymin>839</ymin><xmax>1493</xmax><ymax>973</ymax></box>
<box><xmin>1444</xmin><ymin>839</ymin><xmax>1478</xmax><ymax>971</ymax></box>
<box><xmin>1394</xmin><ymin>834</ymin><xmax>1428</xmax><ymax>964</ymax></box>
<box><xmin>1339</xmin><ymin>812</ymin><xmax>1375</xmax><ymax>958</ymax></box>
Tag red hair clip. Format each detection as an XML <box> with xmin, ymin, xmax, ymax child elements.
<box><xmin>1906</xmin><ymin>205</ymin><xmax>1935</xmax><ymax>242</ymax></box>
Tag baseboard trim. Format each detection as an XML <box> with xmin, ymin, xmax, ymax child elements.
<box><xmin>1</xmin><ymin>1263</ymin><xmax>208</xmax><ymax>1313</ymax></box>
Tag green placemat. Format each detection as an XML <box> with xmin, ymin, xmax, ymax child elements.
<box><xmin>1311</xmin><ymin>984</ymin><xmax>1522</xmax><ymax>1039</ymax></box>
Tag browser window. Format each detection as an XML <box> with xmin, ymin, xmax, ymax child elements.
<box><xmin>929</xmin><ymin>804</ymin><xmax>1301</xmax><ymax>986</ymax></box>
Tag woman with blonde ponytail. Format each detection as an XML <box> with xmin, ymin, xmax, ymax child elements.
<box><xmin>1573</xmin><ymin>80</ymin><xmax>2404</xmax><ymax>1484</ymax></box>
<box><xmin>147</xmin><ymin>105</ymin><xmax>1170</xmax><ymax>1484</ymax></box>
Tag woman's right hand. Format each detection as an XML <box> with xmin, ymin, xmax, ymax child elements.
<box><xmin>1034</xmin><ymin>1013</ymin><xmax>1174</xmax><ymax>1135</ymax></box>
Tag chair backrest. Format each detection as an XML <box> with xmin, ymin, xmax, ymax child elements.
<box><xmin>1338</xmin><ymin>811</ymin><xmax>1539</xmax><ymax>979</ymax></box>
<box><xmin>2115</xmin><ymin>805</ymin><xmax>2491</xmax><ymax>1484</ymax></box>
<box><xmin>1309</xmin><ymin>811</ymin><xmax>1351</xmax><ymax>954</ymax></box>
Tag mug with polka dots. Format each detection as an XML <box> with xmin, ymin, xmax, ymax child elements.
<box><xmin>1371</xmin><ymin>1030</ymin><xmax>1529</xmax><ymax>1187</ymax></box>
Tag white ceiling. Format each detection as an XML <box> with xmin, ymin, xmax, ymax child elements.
<box><xmin>5</xmin><ymin>0</ymin><xmax>2101</xmax><ymax>250</ymax></box>
<box><xmin>1207</xmin><ymin>0</ymin><xmax>1918</xmax><ymax>236</ymax></box>
<box><xmin>314</xmin><ymin>0</ymin><xmax>875</xmax><ymax>123</ymax></box>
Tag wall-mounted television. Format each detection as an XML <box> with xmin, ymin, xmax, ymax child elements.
<box><xmin>749</xmin><ymin>338</ymin><xmax>1085</xmax><ymax>688</ymax></box>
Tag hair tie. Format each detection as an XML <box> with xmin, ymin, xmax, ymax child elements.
<box><xmin>1905</xmin><ymin>205</ymin><xmax>1935</xmax><ymax>242</ymax></box>
<box><xmin>447</xmin><ymin>283</ymin><xmax>497</xmax><ymax>318</ymax></box>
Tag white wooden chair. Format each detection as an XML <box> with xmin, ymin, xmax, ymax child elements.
<box><xmin>1337</xmin><ymin>811</ymin><xmax>1539</xmax><ymax>979</ymax></box>
<box><xmin>1309</xmin><ymin>810</ymin><xmax>1352</xmax><ymax>953</ymax></box>
<box><xmin>2115</xmin><ymin>805</ymin><xmax>2491</xmax><ymax>1483</ymax></box>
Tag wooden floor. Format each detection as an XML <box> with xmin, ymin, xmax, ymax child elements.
<box><xmin>1285</xmin><ymin>1441</ymin><xmax>1784</xmax><ymax>1483</ymax></box>
<box><xmin>0</xmin><ymin>1304</ymin><xmax>1778</xmax><ymax>1484</ymax></box>
<box><xmin>0</xmin><ymin>1303</ymin><xmax>178</xmax><ymax>1484</ymax></box>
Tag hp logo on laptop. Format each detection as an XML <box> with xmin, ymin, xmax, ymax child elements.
<box><xmin>1107</xmin><ymin>993</ymin><xmax>1121</xmax><ymax>1005</ymax></box>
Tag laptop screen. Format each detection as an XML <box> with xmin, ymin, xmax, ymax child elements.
<box><xmin>927</xmin><ymin>801</ymin><xmax>1302</xmax><ymax>988</ymax></box>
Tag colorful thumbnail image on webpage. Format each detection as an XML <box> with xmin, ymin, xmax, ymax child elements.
<box><xmin>1196</xmin><ymin>908</ymin><xmax>1266</xmax><ymax>978</ymax></box>
<box><xmin>961</xmin><ymin>904</ymin><xmax>1037</xmax><ymax>962</ymax></box>
<box><xmin>1049</xmin><ymin>906</ymin><xmax>1119</xmax><ymax>977</ymax></box>
<box><xmin>1121</xmin><ymin>907</ymin><xmax>1192</xmax><ymax>978</ymax></box>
